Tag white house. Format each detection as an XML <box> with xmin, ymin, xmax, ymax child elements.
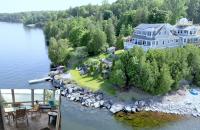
<box><xmin>124</xmin><ymin>18</ymin><xmax>200</xmax><ymax>51</ymax></box>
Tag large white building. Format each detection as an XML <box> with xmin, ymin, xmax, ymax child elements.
<box><xmin>124</xmin><ymin>18</ymin><xmax>200</xmax><ymax>51</ymax></box>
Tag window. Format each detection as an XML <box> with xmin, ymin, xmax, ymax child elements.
<box><xmin>152</xmin><ymin>41</ymin><xmax>155</xmax><ymax>45</ymax></box>
<box><xmin>147</xmin><ymin>41</ymin><xmax>151</xmax><ymax>46</ymax></box>
<box><xmin>176</xmin><ymin>39</ymin><xmax>179</xmax><ymax>42</ymax></box>
<box><xmin>163</xmin><ymin>41</ymin><xmax>165</xmax><ymax>45</ymax></box>
<box><xmin>156</xmin><ymin>41</ymin><xmax>158</xmax><ymax>45</ymax></box>
<box><xmin>190</xmin><ymin>31</ymin><xmax>192</xmax><ymax>35</ymax></box>
<box><xmin>184</xmin><ymin>30</ymin><xmax>187</xmax><ymax>34</ymax></box>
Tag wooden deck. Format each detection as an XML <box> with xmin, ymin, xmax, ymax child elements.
<box><xmin>3</xmin><ymin>112</ymin><xmax>56</xmax><ymax>130</ymax></box>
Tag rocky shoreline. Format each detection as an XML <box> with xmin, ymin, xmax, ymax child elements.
<box><xmin>50</xmin><ymin>71</ymin><xmax>200</xmax><ymax>117</ymax></box>
<box><xmin>60</xmin><ymin>83</ymin><xmax>200</xmax><ymax>117</ymax></box>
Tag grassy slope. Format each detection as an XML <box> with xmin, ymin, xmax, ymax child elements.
<box><xmin>69</xmin><ymin>69</ymin><xmax>116</xmax><ymax>95</ymax></box>
<box><xmin>68</xmin><ymin>50</ymin><xmax>125</xmax><ymax>96</ymax></box>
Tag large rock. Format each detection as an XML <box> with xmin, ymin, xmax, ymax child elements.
<box><xmin>95</xmin><ymin>94</ymin><xmax>103</xmax><ymax>101</ymax></box>
<box><xmin>103</xmin><ymin>101</ymin><xmax>112</xmax><ymax>109</ymax></box>
<box><xmin>94</xmin><ymin>101</ymin><xmax>101</xmax><ymax>108</ymax></box>
<box><xmin>110</xmin><ymin>104</ymin><xmax>124</xmax><ymax>114</ymax></box>
<box><xmin>61</xmin><ymin>89</ymin><xmax>68</xmax><ymax>97</ymax></box>
<box><xmin>131</xmin><ymin>107</ymin><xmax>136</xmax><ymax>112</ymax></box>
<box><xmin>124</xmin><ymin>105</ymin><xmax>132</xmax><ymax>112</ymax></box>
<box><xmin>137</xmin><ymin>100</ymin><xmax>146</xmax><ymax>108</ymax></box>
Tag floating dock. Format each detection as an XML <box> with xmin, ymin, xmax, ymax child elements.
<box><xmin>28</xmin><ymin>77</ymin><xmax>52</xmax><ymax>84</ymax></box>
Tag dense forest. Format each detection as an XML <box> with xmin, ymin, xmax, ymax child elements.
<box><xmin>1</xmin><ymin>0</ymin><xmax>200</xmax><ymax>95</ymax></box>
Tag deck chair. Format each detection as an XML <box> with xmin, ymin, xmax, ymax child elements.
<box><xmin>13</xmin><ymin>109</ymin><xmax>28</xmax><ymax>127</ymax></box>
<box><xmin>29</xmin><ymin>104</ymin><xmax>41</xmax><ymax>117</ymax></box>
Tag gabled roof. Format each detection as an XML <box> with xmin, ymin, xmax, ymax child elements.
<box><xmin>134</xmin><ymin>23</ymin><xmax>173</xmax><ymax>38</ymax></box>
<box><xmin>135</xmin><ymin>23</ymin><xmax>172</xmax><ymax>32</ymax></box>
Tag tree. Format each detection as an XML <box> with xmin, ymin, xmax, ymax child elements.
<box><xmin>148</xmin><ymin>7</ymin><xmax>169</xmax><ymax>23</ymax></box>
<box><xmin>120</xmin><ymin>24</ymin><xmax>133</xmax><ymax>36</ymax></box>
<box><xmin>156</xmin><ymin>64</ymin><xmax>173</xmax><ymax>95</ymax></box>
<box><xmin>187</xmin><ymin>51</ymin><xmax>200</xmax><ymax>86</ymax></box>
<box><xmin>48</xmin><ymin>38</ymin><xmax>71</xmax><ymax>66</ymax></box>
<box><xmin>105</xmin><ymin>20</ymin><xmax>116</xmax><ymax>46</ymax></box>
<box><xmin>103</xmin><ymin>10</ymin><xmax>113</xmax><ymax>20</ymax></box>
<box><xmin>116</xmin><ymin>35</ymin><xmax>124</xmax><ymax>49</ymax></box>
<box><xmin>187</xmin><ymin>0</ymin><xmax>200</xmax><ymax>23</ymax></box>
<box><xmin>163</xmin><ymin>0</ymin><xmax>188</xmax><ymax>24</ymax></box>
<box><xmin>86</xmin><ymin>28</ymin><xmax>107</xmax><ymax>56</ymax></box>
<box><xmin>110</xmin><ymin>62</ymin><xmax>125</xmax><ymax>87</ymax></box>
<box><xmin>73</xmin><ymin>46</ymin><xmax>88</xmax><ymax>64</ymax></box>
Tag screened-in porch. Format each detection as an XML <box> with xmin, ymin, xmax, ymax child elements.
<box><xmin>0</xmin><ymin>89</ymin><xmax>61</xmax><ymax>130</ymax></box>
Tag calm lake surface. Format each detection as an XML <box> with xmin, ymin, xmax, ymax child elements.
<box><xmin>0</xmin><ymin>22</ymin><xmax>200</xmax><ymax>130</ymax></box>
<box><xmin>61</xmin><ymin>99</ymin><xmax>200</xmax><ymax>130</ymax></box>
<box><xmin>0</xmin><ymin>22</ymin><xmax>51</xmax><ymax>88</ymax></box>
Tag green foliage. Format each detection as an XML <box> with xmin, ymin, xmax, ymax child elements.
<box><xmin>48</xmin><ymin>38</ymin><xmax>72</xmax><ymax>66</ymax></box>
<box><xmin>156</xmin><ymin>64</ymin><xmax>173</xmax><ymax>94</ymax></box>
<box><xmin>148</xmin><ymin>7</ymin><xmax>169</xmax><ymax>23</ymax></box>
<box><xmin>105</xmin><ymin>20</ymin><xmax>116</xmax><ymax>46</ymax></box>
<box><xmin>163</xmin><ymin>0</ymin><xmax>188</xmax><ymax>24</ymax></box>
<box><xmin>86</xmin><ymin>28</ymin><xmax>108</xmax><ymax>56</ymax></box>
<box><xmin>116</xmin><ymin>35</ymin><xmax>124</xmax><ymax>49</ymax></box>
<box><xmin>111</xmin><ymin>45</ymin><xmax>200</xmax><ymax>95</ymax></box>
<box><xmin>103</xmin><ymin>10</ymin><xmax>113</xmax><ymax>20</ymax></box>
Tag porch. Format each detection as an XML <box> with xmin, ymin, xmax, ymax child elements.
<box><xmin>0</xmin><ymin>89</ymin><xmax>61</xmax><ymax>130</ymax></box>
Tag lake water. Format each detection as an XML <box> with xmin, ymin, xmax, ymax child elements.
<box><xmin>0</xmin><ymin>22</ymin><xmax>200</xmax><ymax>130</ymax></box>
<box><xmin>0</xmin><ymin>22</ymin><xmax>51</xmax><ymax>89</ymax></box>
<box><xmin>61</xmin><ymin>99</ymin><xmax>200</xmax><ymax>130</ymax></box>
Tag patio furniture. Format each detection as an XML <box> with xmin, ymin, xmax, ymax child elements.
<box><xmin>48</xmin><ymin>111</ymin><xmax>58</xmax><ymax>125</ymax></box>
<box><xmin>13</xmin><ymin>109</ymin><xmax>29</xmax><ymax>127</ymax></box>
<box><xmin>29</xmin><ymin>104</ymin><xmax>41</xmax><ymax>117</ymax></box>
<box><xmin>39</xmin><ymin>100</ymin><xmax>56</xmax><ymax>111</ymax></box>
<box><xmin>39</xmin><ymin>104</ymin><xmax>52</xmax><ymax>112</ymax></box>
<box><xmin>4</xmin><ymin>106</ymin><xmax>32</xmax><ymax>123</ymax></box>
<box><xmin>48</xmin><ymin>100</ymin><xmax>56</xmax><ymax>110</ymax></box>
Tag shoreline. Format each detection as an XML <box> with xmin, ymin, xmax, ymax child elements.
<box><xmin>52</xmin><ymin>72</ymin><xmax>200</xmax><ymax>117</ymax></box>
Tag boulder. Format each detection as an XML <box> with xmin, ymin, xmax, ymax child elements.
<box><xmin>131</xmin><ymin>107</ymin><xmax>136</xmax><ymax>112</ymax></box>
<box><xmin>61</xmin><ymin>89</ymin><xmax>68</xmax><ymax>97</ymax></box>
<box><xmin>99</xmin><ymin>100</ymin><xmax>104</xmax><ymax>106</ymax></box>
<box><xmin>68</xmin><ymin>87</ymin><xmax>74</xmax><ymax>94</ymax></box>
<box><xmin>110</xmin><ymin>104</ymin><xmax>124</xmax><ymax>114</ymax></box>
<box><xmin>95</xmin><ymin>94</ymin><xmax>103</xmax><ymax>101</ymax></box>
<box><xmin>69</xmin><ymin>96</ymin><xmax>75</xmax><ymax>101</ymax></box>
<box><xmin>103</xmin><ymin>101</ymin><xmax>112</xmax><ymax>109</ymax></box>
<box><xmin>124</xmin><ymin>105</ymin><xmax>132</xmax><ymax>112</ymax></box>
<box><xmin>137</xmin><ymin>100</ymin><xmax>146</xmax><ymax>108</ymax></box>
<box><xmin>94</xmin><ymin>101</ymin><xmax>101</xmax><ymax>108</ymax></box>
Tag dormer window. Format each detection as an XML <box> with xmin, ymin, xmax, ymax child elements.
<box><xmin>147</xmin><ymin>32</ymin><xmax>151</xmax><ymax>36</ymax></box>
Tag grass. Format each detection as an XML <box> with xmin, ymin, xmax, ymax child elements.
<box><xmin>69</xmin><ymin>69</ymin><xmax>116</xmax><ymax>95</ymax></box>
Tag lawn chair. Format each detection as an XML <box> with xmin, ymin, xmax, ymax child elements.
<box><xmin>13</xmin><ymin>109</ymin><xmax>28</xmax><ymax>127</ymax></box>
<box><xmin>29</xmin><ymin>104</ymin><xmax>41</xmax><ymax>117</ymax></box>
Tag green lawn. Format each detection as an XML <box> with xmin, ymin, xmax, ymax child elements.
<box><xmin>69</xmin><ymin>69</ymin><xmax>116</xmax><ymax>95</ymax></box>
